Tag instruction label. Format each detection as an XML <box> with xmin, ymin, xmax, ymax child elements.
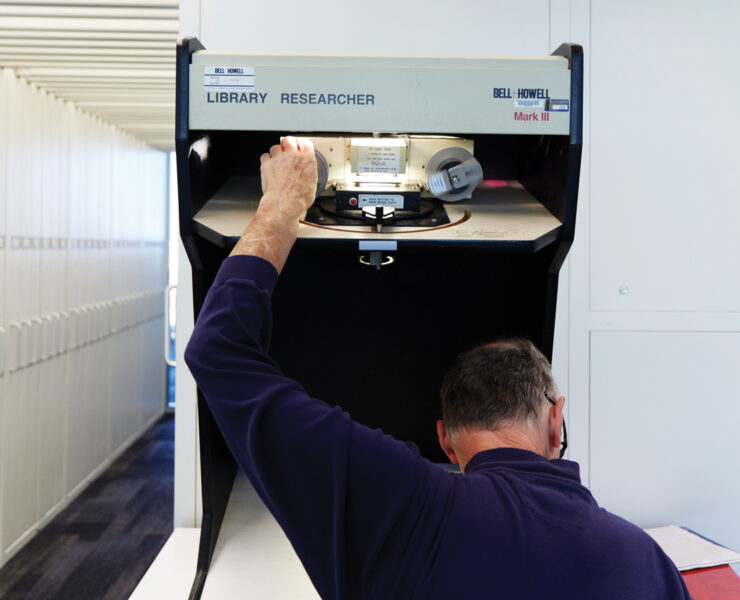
<box><xmin>358</xmin><ymin>194</ymin><xmax>404</xmax><ymax>208</ymax></box>
<box><xmin>356</xmin><ymin>146</ymin><xmax>401</xmax><ymax>174</ymax></box>
<box><xmin>203</xmin><ymin>66</ymin><xmax>255</xmax><ymax>89</ymax></box>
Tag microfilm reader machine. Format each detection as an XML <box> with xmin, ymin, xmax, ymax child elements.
<box><xmin>176</xmin><ymin>39</ymin><xmax>582</xmax><ymax>600</ymax></box>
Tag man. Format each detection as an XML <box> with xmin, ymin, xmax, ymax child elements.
<box><xmin>185</xmin><ymin>137</ymin><xmax>690</xmax><ymax>599</ymax></box>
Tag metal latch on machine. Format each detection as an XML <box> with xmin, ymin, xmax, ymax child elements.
<box><xmin>358</xmin><ymin>240</ymin><xmax>397</xmax><ymax>271</ymax></box>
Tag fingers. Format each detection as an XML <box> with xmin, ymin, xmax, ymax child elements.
<box><xmin>281</xmin><ymin>136</ymin><xmax>298</xmax><ymax>151</ymax></box>
<box><xmin>263</xmin><ymin>137</ymin><xmax>315</xmax><ymax>168</ymax></box>
<box><xmin>297</xmin><ymin>137</ymin><xmax>314</xmax><ymax>152</ymax></box>
<box><xmin>280</xmin><ymin>136</ymin><xmax>315</xmax><ymax>153</ymax></box>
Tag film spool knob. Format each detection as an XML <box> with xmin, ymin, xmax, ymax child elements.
<box><xmin>425</xmin><ymin>147</ymin><xmax>483</xmax><ymax>202</ymax></box>
<box><xmin>315</xmin><ymin>150</ymin><xmax>329</xmax><ymax>199</ymax></box>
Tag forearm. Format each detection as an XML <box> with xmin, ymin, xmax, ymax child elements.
<box><xmin>230</xmin><ymin>136</ymin><xmax>316</xmax><ymax>271</ymax></box>
<box><xmin>230</xmin><ymin>192</ymin><xmax>302</xmax><ymax>273</ymax></box>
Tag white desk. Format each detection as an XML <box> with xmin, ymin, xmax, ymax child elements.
<box><xmin>201</xmin><ymin>474</ymin><xmax>319</xmax><ymax>599</ymax></box>
<box><xmin>130</xmin><ymin>473</ymin><xmax>318</xmax><ymax>599</ymax></box>
<box><xmin>130</xmin><ymin>528</ymin><xmax>199</xmax><ymax>600</ymax></box>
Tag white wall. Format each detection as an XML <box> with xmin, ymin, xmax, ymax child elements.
<box><xmin>583</xmin><ymin>1</ymin><xmax>740</xmax><ymax>552</ymax></box>
<box><xmin>0</xmin><ymin>67</ymin><xmax>169</xmax><ymax>565</ymax></box>
<box><xmin>176</xmin><ymin>0</ymin><xmax>740</xmax><ymax>553</ymax></box>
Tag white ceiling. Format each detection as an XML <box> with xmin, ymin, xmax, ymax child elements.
<box><xmin>0</xmin><ymin>0</ymin><xmax>178</xmax><ymax>152</ymax></box>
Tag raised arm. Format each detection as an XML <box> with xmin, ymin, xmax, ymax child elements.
<box><xmin>184</xmin><ymin>138</ymin><xmax>451</xmax><ymax>600</ymax></box>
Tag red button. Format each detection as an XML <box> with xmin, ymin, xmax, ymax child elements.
<box><xmin>349</xmin><ymin>197</ymin><xmax>358</xmax><ymax>206</ymax></box>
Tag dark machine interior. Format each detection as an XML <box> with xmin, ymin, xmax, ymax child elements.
<box><xmin>272</xmin><ymin>246</ymin><xmax>555</xmax><ymax>461</ymax></box>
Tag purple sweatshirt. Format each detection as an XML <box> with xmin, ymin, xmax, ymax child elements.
<box><xmin>185</xmin><ymin>254</ymin><xmax>691</xmax><ymax>600</ymax></box>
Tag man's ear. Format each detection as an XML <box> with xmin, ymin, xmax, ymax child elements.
<box><xmin>549</xmin><ymin>396</ymin><xmax>566</xmax><ymax>458</ymax></box>
<box><xmin>437</xmin><ymin>420</ymin><xmax>459</xmax><ymax>464</ymax></box>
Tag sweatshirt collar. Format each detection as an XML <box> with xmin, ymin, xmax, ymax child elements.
<box><xmin>464</xmin><ymin>447</ymin><xmax>581</xmax><ymax>483</ymax></box>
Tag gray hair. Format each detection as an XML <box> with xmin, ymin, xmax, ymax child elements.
<box><xmin>440</xmin><ymin>338</ymin><xmax>560</xmax><ymax>437</ymax></box>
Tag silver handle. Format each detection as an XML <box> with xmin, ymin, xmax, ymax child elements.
<box><xmin>80</xmin><ymin>306</ymin><xmax>92</xmax><ymax>345</ymax></box>
<box><xmin>20</xmin><ymin>320</ymin><xmax>33</xmax><ymax>368</ymax></box>
<box><xmin>69</xmin><ymin>309</ymin><xmax>79</xmax><ymax>349</ymax></box>
<box><xmin>31</xmin><ymin>318</ymin><xmax>43</xmax><ymax>364</ymax></box>
<box><xmin>58</xmin><ymin>312</ymin><xmax>68</xmax><ymax>354</ymax></box>
<box><xmin>50</xmin><ymin>313</ymin><xmax>62</xmax><ymax>356</ymax></box>
<box><xmin>0</xmin><ymin>327</ymin><xmax>5</xmax><ymax>377</ymax></box>
<box><xmin>9</xmin><ymin>323</ymin><xmax>22</xmax><ymax>372</ymax></box>
<box><xmin>164</xmin><ymin>284</ymin><xmax>176</xmax><ymax>367</ymax></box>
<box><xmin>41</xmin><ymin>315</ymin><xmax>54</xmax><ymax>360</ymax></box>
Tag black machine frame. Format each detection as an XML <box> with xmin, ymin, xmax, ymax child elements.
<box><xmin>176</xmin><ymin>37</ymin><xmax>583</xmax><ymax>599</ymax></box>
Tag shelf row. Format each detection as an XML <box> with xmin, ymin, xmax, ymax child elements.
<box><xmin>0</xmin><ymin>288</ymin><xmax>166</xmax><ymax>376</ymax></box>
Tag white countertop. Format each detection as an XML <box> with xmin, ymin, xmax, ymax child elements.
<box><xmin>130</xmin><ymin>473</ymin><xmax>318</xmax><ymax>599</ymax></box>
<box><xmin>194</xmin><ymin>177</ymin><xmax>561</xmax><ymax>245</ymax></box>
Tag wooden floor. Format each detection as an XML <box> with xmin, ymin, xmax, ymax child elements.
<box><xmin>0</xmin><ymin>414</ymin><xmax>174</xmax><ymax>600</ymax></box>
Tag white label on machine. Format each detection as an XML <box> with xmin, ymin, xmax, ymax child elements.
<box><xmin>546</xmin><ymin>99</ymin><xmax>570</xmax><ymax>112</ymax></box>
<box><xmin>358</xmin><ymin>194</ymin><xmax>404</xmax><ymax>208</ymax></box>
<box><xmin>515</xmin><ymin>98</ymin><xmax>545</xmax><ymax>109</ymax></box>
<box><xmin>203</xmin><ymin>66</ymin><xmax>255</xmax><ymax>89</ymax></box>
<box><xmin>356</xmin><ymin>146</ymin><xmax>401</xmax><ymax>173</ymax></box>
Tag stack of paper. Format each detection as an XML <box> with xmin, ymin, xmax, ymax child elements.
<box><xmin>645</xmin><ymin>525</ymin><xmax>740</xmax><ymax>572</ymax></box>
